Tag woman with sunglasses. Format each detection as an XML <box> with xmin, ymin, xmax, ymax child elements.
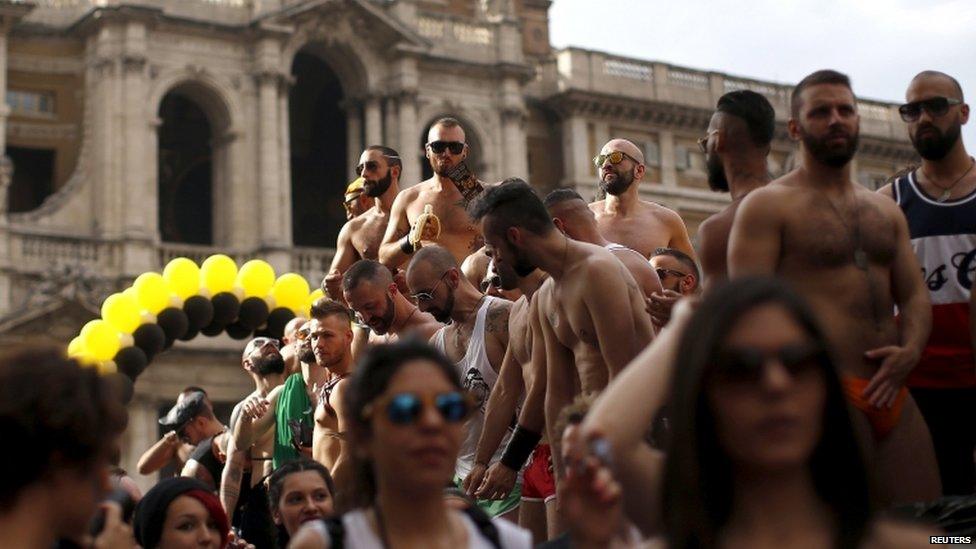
<box><xmin>566</xmin><ymin>277</ymin><xmax>933</xmax><ymax>548</ymax></box>
<box><xmin>288</xmin><ymin>338</ymin><xmax>531</xmax><ymax>548</ymax></box>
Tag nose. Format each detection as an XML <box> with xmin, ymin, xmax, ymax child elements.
<box><xmin>416</xmin><ymin>400</ymin><xmax>446</xmax><ymax>430</ymax></box>
<box><xmin>759</xmin><ymin>359</ymin><xmax>793</xmax><ymax>393</ymax></box>
<box><xmin>197</xmin><ymin>525</ymin><xmax>215</xmax><ymax>546</ymax></box>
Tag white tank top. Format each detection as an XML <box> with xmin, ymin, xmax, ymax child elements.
<box><xmin>432</xmin><ymin>296</ymin><xmax>510</xmax><ymax>479</ymax></box>
<box><xmin>338</xmin><ymin>509</ymin><xmax>532</xmax><ymax>548</ymax></box>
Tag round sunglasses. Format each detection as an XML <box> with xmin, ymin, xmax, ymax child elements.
<box><xmin>363</xmin><ymin>391</ymin><xmax>474</xmax><ymax>425</ymax></box>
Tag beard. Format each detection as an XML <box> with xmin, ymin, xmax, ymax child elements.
<box><xmin>706</xmin><ymin>152</ymin><xmax>729</xmax><ymax>192</ymax></box>
<box><xmin>298</xmin><ymin>343</ymin><xmax>316</xmax><ymax>364</ymax></box>
<box><xmin>911</xmin><ymin>122</ymin><xmax>961</xmax><ymax>161</ymax></box>
<box><xmin>370</xmin><ymin>294</ymin><xmax>397</xmax><ymax>335</ymax></box>
<box><xmin>430</xmin><ymin>156</ymin><xmax>455</xmax><ymax>177</ymax></box>
<box><xmin>599</xmin><ymin>167</ymin><xmax>635</xmax><ymax>196</ymax></box>
<box><xmin>252</xmin><ymin>354</ymin><xmax>285</xmax><ymax>376</ymax></box>
<box><xmin>429</xmin><ymin>290</ymin><xmax>455</xmax><ymax>323</ymax></box>
<box><xmin>801</xmin><ymin>125</ymin><xmax>859</xmax><ymax>168</ymax></box>
<box><xmin>363</xmin><ymin>170</ymin><xmax>392</xmax><ymax>197</ymax></box>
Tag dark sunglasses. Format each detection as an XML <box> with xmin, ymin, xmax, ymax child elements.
<box><xmin>479</xmin><ymin>274</ymin><xmax>501</xmax><ymax>294</ymax></box>
<box><xmin>592</xmin><ymin>150</ymin><xmax>641</xmax><ymax>169</ymax></box>
<box><xmin>363</xmin><ymin>391</ymin><xmax>474</xmax><ymax>425</ymax></box>
<box><xmin>410</xmin><ymin>272</ymin><xmax>448</xmax><ymax>303</ymax></box>
<box><xmin>712</xmin><ymin>342</ymin><xmax>826</xmax><ymax>385</ymax></box>
<box><xmin>655</xmin><ymin>268</ymin><xmax>687</xmax><ymax>280</ymax></box>
<box><xmin>427</xmin><ymin>141</ymin><xmax>465</xmax><ymax>155</ymax></box>
<box><xmin>898</xmin><ymin>97</ymin><xmax>962</xmax><ymax>123</ymax></box>
<box><xmin>355</xmin><ymin>155</ymin><xmax>401</xmax><ymax>177</ymax></box>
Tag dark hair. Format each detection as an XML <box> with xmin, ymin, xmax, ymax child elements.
<box><xmin>365</xmin><ymin>145</ymin><xmax>402</xmax><ymax>170</ymax></box>
<box><xmin>543</xmin><ymin>187</ymin><xmax>585</xmax><ymax>209</ymax></box>
<box><xmin>716</xmin><ymin>90</ymin><xmax>776</xmax><ymax>147</ymax></box>
<box><xmin>0</xmin><ymin>344</ymin><xmax>127</xmax><ymax>510</ymax></box>
<box><xmin>268</xmin><ymin>458</ymin><xmax>337</xmax><ymax>514</ymax></box>
<box><xmin>182</xmin><ymin>385</ymin><xmax>208</xmax><ymax>396</ymax></box>
<box><xmin>662</xmin><ymin>277</ymin><xmax>871</xmax><ymax>549</ymax></box>
<box><xmin>342</xmin><ymin>259</ymin><xmax>393</xmax><ymax>294</ymax></box>
<box><xmin>342</xmin><ymin>338</ymin><xmax>461</xmax><ymax>509</ymax></box>
<box><xmin>791</xmin><ymin>69</ymin><xmax>854</xmax><ymax>118</ymax></box>
<box><xmin>310</xmin><ymin>297</ymin><xmax>353</xmax><ymax>324</ymax></box>
<box><xmin>912</xmin><ymin>70</ymin><xmax>965</xmax><ymax>101</ymax></box>
<box><xmin>651</xmin><ymin>247</ymin><xmax>701</xmax><ymax>284</ymax></box>
<box><xmin>409</xmin><ymin>244</ymin><xmax>460</xmax><ymax>276</ymax></box>
<box><xmin>431</xmin><ymin>117</ymin><xmax>464</xmax><ymax>133</ymax></box>
<box><xmin>467</xmin><ymin>178</ymin><xmax>554</xmax><ymax>237</ymax></box>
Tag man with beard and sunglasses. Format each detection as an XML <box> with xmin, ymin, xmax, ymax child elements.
<box><xmin>342</xmin><ymin>259</ymin><xmax>442</xmax><ymax>349</ymax></box>
<box><xmin>325</xmin><ymin>146</ymin><xmax>404</xmax><ymax>303</ymax></box>
<box><xmin>589</xmin><ymin>138</ymin><xmax>696</xmax><ymax>261</ymax></box>
<box><xmin>696</xmin><ymin>89</ymin><xmax>775</xmax><ymax>287</ymax></box>
<box><xmin>220</xmin><ymin>337</ymin><xmax>287</xmax><ymax>547</ymax></box>
<box><xmin>729</xmin><ymin>69</ymin><xmax>939</xmax><ymax>505</ymax></box>
<box><xmin>469</xmin><ymin>179</ymin><xmax>655</xmax><ymax>487</ymax></box>
<box><xmin>404</xmin><ymin>244</ymin><xmax>520</xmax><ymax>520</ymax></box>
<box><xmin>379</xmin><ymin>117</ymin><xmax>486</xmax><ymax>270</ymax></box>
<box><xmin>877</xmin><ymin>71</ymin><xmax>976</xmax><ymax>495</ymax></box>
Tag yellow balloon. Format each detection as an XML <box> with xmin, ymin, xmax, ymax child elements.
<box><xmin>271</xmin><ymin>273</ymin><xmax>310</xmax><ymax>311</ymax></box>
<box><xmin>236</xmin><ymin>260</ymin><xmax>276</xmax><ymax>298</ymax></box>
<box><xmin>67</xmin><ymin>336</ymin><xmax>85</xmax><ymax>357</ymax></box>
<box><xmin>101</xmin><ymin>292</ymin><xmax>141</xmax><ymax>334</ymax></box>
<box><xmin>82</xmin><ymin>319</ymin><xmax>121</xmax><ymax>361</ymax></box>
<box><xmin>201</xmin><ymin>254</ymin><xmax>238</xmax><ymax>294</ymax></box>
<box><xmin>307</xmin><ymin>288</ymin><xmax>325</xmax><ymax>307</ymax></box>
<box><xmin>163</xmin><ymin>257</ymin><xmax>201</xmax><ymax>299</ymax></box>
<box><xmin>133</xmin><ymin>273</ymin><xmax>169</xmax><ymax>314</ymax></box>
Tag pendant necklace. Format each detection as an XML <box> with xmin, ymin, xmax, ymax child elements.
<box><xmin>923</xmin><ymin>156</ymin><xmax>975</xmax><ymax>203</ymax></box>
<box><xmin>820</xmin><ymin>187</ymin><xmax>868</xmax><ymax>271</ymax></box>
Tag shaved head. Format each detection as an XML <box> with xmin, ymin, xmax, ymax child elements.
<box><xmin>910</xmin><ymin>70</ymin><xmax>964</xmax><ymax>101</ymax></box>
<box><xmin>407</xmin><ymin>244</ymin><xmax>459</xmax><ymax>279</ymax></box>
<box><xmin>600</xmin><ymin>138</ymin><xmax>645</xmax><ymax>164</ymax></box>
<box><xmin>284</xmin><ymin>317</ymin><xmax>307</xmax><ymax>342</ymax></box>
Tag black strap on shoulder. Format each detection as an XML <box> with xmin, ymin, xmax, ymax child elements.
<box><xmin>324</xmin><ymin>516</ymin><xmax>345</xmax><ymax>549</ymax></box>
<box><xmin>461</xmin><ymin>505</ymin><xmax>502</xmax><ymax>549</ymax></box>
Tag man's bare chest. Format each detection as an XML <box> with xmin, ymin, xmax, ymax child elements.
<box><xmin>408</xmin><ymin>195</ymin><xmax>478</xmax><ymax>236</ymax></box>
<box><xmin>596</xmin><ymin>214</ymin><xmax>667</xmax><ymax>256</ymax></box>
<box><xmin>782</xmin><ymin>198</ymin><xmax>897</xmax><ymax>270</ymax></box>
<box><xmin>350</xmin><ymin>215</ymin><xmax>389</xmax><ymax>259</ymax></box>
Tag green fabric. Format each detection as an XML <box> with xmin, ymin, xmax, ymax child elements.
<box><xmin>453</xmin><ymin>476</ymin><xmax>522</xmax><ymax>517</ymax></box>
<box><xmin>274</xmin><ymin>373</ymin><xmax>311</xmax><ymax>469</ymax></box>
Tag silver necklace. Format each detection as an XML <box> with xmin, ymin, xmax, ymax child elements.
<box><xmin>923</xmin><ymin>156</ymin><xmax>975</xmax><ymax>202</ymax></box>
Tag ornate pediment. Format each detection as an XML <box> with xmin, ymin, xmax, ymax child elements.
<box><xmin>265</xmin><ymin>0</ymin><xmax>429</xmax><ymax>51</ymax></box>
<box><xmin>0</xmin><ymin>263</ymin><xmax>112</xmax><ymax>339</ymax></box>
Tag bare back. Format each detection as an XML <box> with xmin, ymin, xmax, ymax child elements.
<box><xmin>609</xmin><ymin>245</ymin><xmax>664</xmax><ymax>299</ymax></box>
<box><xmin>589</xmin><ymin>199</ymin><xmax>696</xmax><ymax>260</ymax></box>
<box><xmin>697</xmin><ymin>201</ymin><xmax>741</xmax><ymax>287</ymax></box>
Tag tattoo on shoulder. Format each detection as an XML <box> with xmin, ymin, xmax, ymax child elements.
<box><xmin>486</xmin><ymin>303</ymin><xmax>510</xmax><ymax>334</ymax></box>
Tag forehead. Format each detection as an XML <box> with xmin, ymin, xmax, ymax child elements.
<box><xmin>359</xmin><ymin>149</ymin><xmax>385</xmax><ymax>164</ymax></box>
<box><xmin>310</xmin><ymin>315</ymin><xmax>347</xmax><ymax>333</ymax></box>
<box><xmin>650</xmin><ymin>254</ymin><xmax>681</xmax><ymax>269</ymax></box>
<box><xmin>428</xmin><ymin>124</ymin><xmax>465</xmax><ymax>142</ymax></box>
<box><xmin>406</xmin><ymin>261</ymin><xmax>439</xmax><ymax>285</ymax></box>
<box><xmin>799</xmin><ymin>83</ymin><xmax>855</xmax><ymax>110</ymax></box>
<box><xmin>723</xmin><ymin>303</ymin><xmax>808</xmax><ymax>348</ymax></box>
<box><xmin>345</xmin><ymin>281</ymin><xmax>385</xmax><ymax>305</ymax></box>
<box><xmin>907</xmin><ymin>76</ymin><xmax>961</xmax><ymax>102</ymax></box>
<box><xmin>168</xmin><ymin>495</ymin><xmax>208</xmax><ymax>517</ymax></box>
<box><xmin>386</xmin><ymin>359</ymin><xmax>454</xmax><ymax>393</ymax></box>
<box><xmin>283</xmin><ymin>470</ymin><xmax>328</xmax><ymax>493</ymax></box>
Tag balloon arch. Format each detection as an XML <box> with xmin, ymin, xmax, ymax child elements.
<box><xmin>67</xmin><ymin>255</ymin><xmax>324</xmax><ymax>394</ymax></box>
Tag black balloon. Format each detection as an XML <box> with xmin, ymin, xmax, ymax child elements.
<box><xmin>183</xmin><ymin>295</ymin><xmax>214</xmax><ymax>331</ymax></box>
<box><xmin>267</xmin><ymin>307</ymin><xmax>296</xmax><ymax>339</ymax></box>
<box><xmin>114</xmin><ymin>346</ymin><xmax>148</xmax><ymax>381</ymax></box>
<box><xmin>211</xmin><ymin>292</ymin><xmax>241</xmax><ymax>326</ymax></box>
<box><xmin>237</xmin><ymin>297</ymin><xmax>270</xmax><ymax>330</ymax></box>
<box><xmin>226</xmin><ymin>322</ymin><xmax>252</xmax><ymax>340</ymax></box>
<box><xmin>157</xmin><ymin>307</ymin><xmax>190</xmax><ymax>342</ymax></box>
<box><xmin>133</xmin><ymin>323</ymin><xmax>166</xmax><ymax>360</ymax></box>
<box><xmin>179</xmin><ymin>326</ymin><xmax>200</xmax><ymax>341</ymax></box>
<box><xmin>200</xmin><ymin>319</ymin><xmax>226</xmax><ymax>337</ymax></box>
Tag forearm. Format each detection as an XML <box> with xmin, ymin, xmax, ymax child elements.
<box><xmin>220</xmin><ymin>448</ymin><xmax>245</xmax><ymax>517</ymax></box>
<box><xmin>899</xmin><ymin>290</ymin><xmax>932</xmax><ymax>356</ymax></box>
<box><xmin>136</xmin><ymin>438</ymin><xmax>177</xmax><ymax>475</ymax></box>
<box><xmin>516</xmin><ymin>368</ymin><xmax>546</xmax><ymax>435</ymax></box>
<box><xmin>378</xmin><ymin>239</ymin><xmax>411</xmax><ymax>270</ymax></box>
<box><xmin>474</xmin><ymin>381</ymin><xmax>521</xmax><ymax>465</ymax></box>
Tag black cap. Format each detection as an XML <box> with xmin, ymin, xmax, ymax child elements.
<box><xmin>158</xmin><ymin>391</ymin><xmax>207</xmax><ymax>430</ymax></box>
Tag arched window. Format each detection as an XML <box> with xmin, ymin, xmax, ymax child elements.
<box><xmin>157</xmin><ymin>92</ymin><xmax>213</xmax><ymax>245</ymax></box>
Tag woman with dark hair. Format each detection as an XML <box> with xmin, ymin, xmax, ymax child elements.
<box><xmin>134</xmin><ymin>477</ymin><xmax>252</xmax><ymax>548</ymax></box>
<box><xmin>268</xmin><ymin>458</ymin><xmax>336</xmax><ymax>545</ymax></box>
<box><xmin>569</xmin><ymin>277</ymin><xmax>933</xmax><ymax>548</ymax></box>
<box><xmin>288</xmin><ymin>338</ymin><xmax>531</xmax><ymax>548</ymax></box>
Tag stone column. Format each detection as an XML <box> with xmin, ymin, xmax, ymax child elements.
<box><xmin>560</xmin><ymin>115</ymin><xmax>590</xmax><ymax>191</ymax></box>
<box><xmin>658</xmin><ymin>129</ymin><xmax>678</xmax><ymax>187</ymax></box>
<box><xmin>344</xmin><ymin>99</ymin><xmax>362</xmax><ymax>181</ymax></box>
<box><xmin>501</xmin><ymin>108</ymin><xmax>527</xmax><ymax>179</ymax></box>
<box><xmin>382</xmin><ymin>95</ymin><xmax>398</xmax><ymax>149</ymax></box>
<box><xmin>364</xmin><ymin>96</ymin><xmax>382</xmax><ymax>147</ymax></box>
<box><xmin>124</xmin><ymin>395</ymin><xmax>162</xmax><ymax>494</ymax></box>
<box><xmin>396</xmin><ymin>92</ymin><xmax>420</xmax><ymax>186</ymax></box>
<box><xmin>255</xmin><ymin>72</ymin><xmax>285</xmax><ymax>246</ymax></box>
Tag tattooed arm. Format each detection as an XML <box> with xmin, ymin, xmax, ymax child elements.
<box><xmin>484</xmin><ymin>298</ymin><xmax>512</xmax><ymax>374</ymax></box>
<box><xmin>220</xmin><ymin>435</ymin><xmax>246</xmax><ymax>518</ymax></box>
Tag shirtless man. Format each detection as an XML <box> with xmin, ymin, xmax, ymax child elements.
<box><xmin>462</xmin><ymin>247</ymin><xmax>522</xmax><ymax>301</ymax></box>
<box><xmin>464</xmin><ymin>261</ymin><xmax>555</xmax><ymax>541</ymax></box>
<box><xmin>341</xmin><ymin>259</ymin><xmax>442</xmax><ymax>350</ymax></box>
<box><xmin>324</xmin><ymin>146</ymin><xmax>403</xmax><ymax>301</ymax></box>
<box><xmin>696</xmin><ymin>90</ymin><xmax>775</xmax><ymax>286</ymax></box>
<box><xmin>647</xmin><ymin>247</ymin><xmax>700</xmax><ymax>328</ymax></box>
<box><xmin>307</xmin><ymin>301</ymin><xmax>356</xmax><ymax>508</ymax></box>
<box><xmin>379</xmin><ymin>117</ymin><xmax>485</xmax><ymax>269</ymax></box>
<box><xmin>589</xmin><ymin>138</ymin><xmax>696</xmax><ymax>261</ymax></box>
<box><xmin>728</xmin><ymin>69</ymin><xmax>939</xmax><ymax>504</ymax></box>
<box><xmin>404</xmin><ymin>245</ymin><xmax>517</xmax><ymax>519</ymax></box>
<box><xmin>220</xmin><ymin>337</ymin><xmax>285</xmax><ymax>546</ymax></box>
<box><xmin>468</xmin><ymin>179</ymin><xmax>654</xmax><ymax>478</ymax></box>
<box><xmin>545</xmin><ymin>187</ymin><xmax>663</xmax><ymax>300</ymax></box>
<box><xmin>137</xmin><ymin>386</ymin><xmax>208</xmax><ymax>476</ymax></box>
<box><xmin>343</xmin><ymin>178</ymin><xmax>372</xmax><ymax>220</ymax></box>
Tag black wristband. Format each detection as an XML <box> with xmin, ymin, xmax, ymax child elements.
<box><xmin>500</xmin><ymin>425</ymin><xmax>542</xmax><ymax>471</ymax></box>
<box><xmin>399</xmin><ymin>235</ymin><xmax>415</xmax><ymax>255</ymax></box>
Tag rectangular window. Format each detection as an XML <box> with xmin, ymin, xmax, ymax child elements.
<box><xmin>675</xmin><ymin>145</ymin><xmax>691</xmax><ymax>171</ymax></box>
<box><xmin>642</xmin><ymin>140</ymin><xmax>661</xmax><ymax>166</ymax></box>
<box><xmin>7</xmin><ymin>90</ymin><xmax>56</xmax><ymax>118</ymax></box>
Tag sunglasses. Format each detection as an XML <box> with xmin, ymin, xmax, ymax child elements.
<box><xmin>711</xmin><ymin>342</ymin><xmax>826</xmax><ymax>386</ymax></box>
<box><xmin>592</xmin><ymin>150</ymin><xmax>641</xmax><ymax>169</ymax></box>
<box><xmin>697</xmin><ymin>129</ymin><xmax>719</xmax><ymax>153</ymax></box>
<box><xmin>479</xmin><ymin>274</ymin><xmax>501</xmax><ymax>294</ymax></box>
<box><xmin>246</xmin><ymin>337</ymin><xmax>281</xmax><ymax>356</ymax></box>
<box><xmin>898</xmin><ymin>97</ymin><xmax>962</xmax><ymax>123</ymax></box>
<box><xmin>655</xmin><ymin>268</ymin><xmax>687</xmax><ymax>280</ymax></box>
<box><xmin>427</xmin><ymin>141</ymin><xmax>465</xmax><ymax>155</ymax></box>
<box><xmin>363</xmin><ymin>391</ymin><xmax>474</xmax><ymax>425</ymax></box>
<box><xmin>410</xmin><ymin>272</ymin><xmax>448</xmax><ymax>303</ymax></box>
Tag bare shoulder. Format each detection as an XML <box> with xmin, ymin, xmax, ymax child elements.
<box><xmin>414</xmin><ymin>315</ymin><xmax>445</xmax><ymax>341</ymax></box>
<box><xmin>737</xmin><ymin>181</ymin><xmax>794</xmax><ymax>217</ymax></box>
<box><xmin>639</xmin><ymin>199</ymin><xmax>682</xmax><ymax>221</ymax></box>
<box><xmin>588</xmin><ymin>200</ymin><xmax>606</xmax><ymax>214</ymax></box>
<box><xmin>876</xmin><ymin>181</ymin><xmax>895</xmax><ymax>198</ymax></box>
<box><xmin>865</xmin><ymin>518</ymin><xmax>941</xmax><ymax>548</ymax></box>
<box><xmin>486</xmin><ymin>298</ymin><xmax>512</xmax><ymax>334</ymax></box>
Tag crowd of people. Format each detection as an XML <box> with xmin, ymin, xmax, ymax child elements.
<box><xmin>2</xmin><ymin>67</ymin><xmax>975</xmax><ymax>548</ymax></box>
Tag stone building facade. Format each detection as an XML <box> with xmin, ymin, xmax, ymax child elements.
<box><xmin>0</xmin><ymin>0</ymin><xmax>916</xmax><ymax>490</ymax></box>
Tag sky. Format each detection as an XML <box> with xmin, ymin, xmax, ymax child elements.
<box><xmin>549</xmin><ymin>0</ymin><xmax>976</xmax><ymax>148</ymax></box>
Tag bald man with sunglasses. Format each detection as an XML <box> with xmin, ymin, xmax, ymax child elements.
<box><xmin>589</xmin><ymin>138</ymin><xmax>697</xmax><ymax>261</ymax></box>
<box><xmin>379</xmin><ymin>117</ymin><xmax>487</xmax><ymax>270</ymax></box>
<box><xmin>325</xmin><ymin>146</ymin><xmax>404</xmax><ymax>302</ymax></box>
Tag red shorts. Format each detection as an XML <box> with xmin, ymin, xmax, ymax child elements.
<box><xmin>521</xmin><ymin>444</ymin><xmax>555</xmax><ymax>502</ymax></box>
